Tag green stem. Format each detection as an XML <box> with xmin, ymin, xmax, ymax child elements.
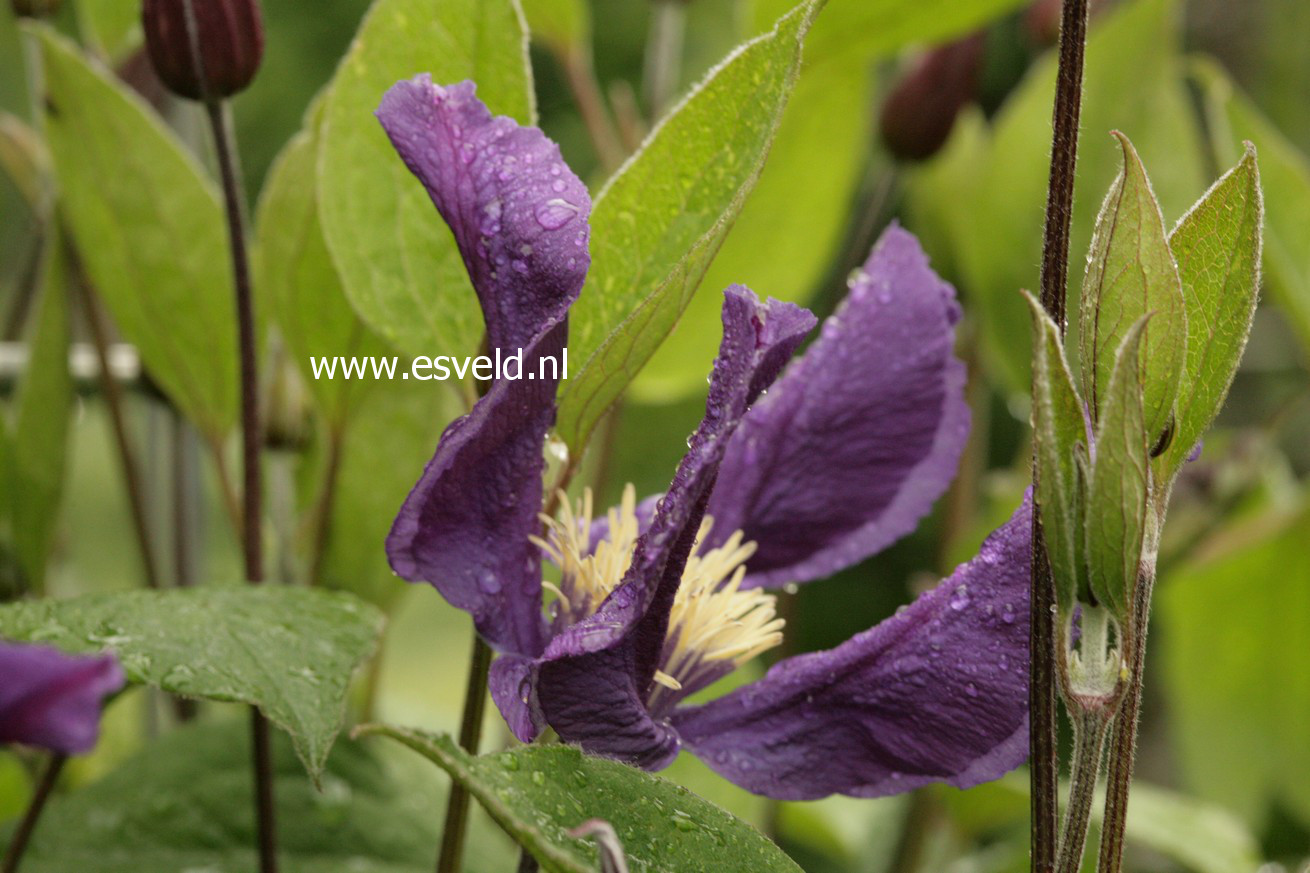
<box><xmin>1055</xmin><ymin>707</ymin><xmax>1111</xmax><ymax>873</ymax></box>
<box><xmin>436</xmin><ymin>634</ymin><xmax>494</xmax><ymax>873</ymax></box>
<box><xmin>1</xmin><ymin>753</ymin><xmax>66</xmax><ymax>873</ymax></box>
<box><xmin>1031</xmin><ymin>1</ymin><xmax>1091</xmax><ymax>869</ymax></box>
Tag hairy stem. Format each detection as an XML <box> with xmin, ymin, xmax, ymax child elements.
<box><xmin>1097</xmin><ymin>563</ymin><xmax>1156</xmax><ymax>872</ymax></box>
<box><xmin>180</xmin><ymin>1</ymin><xmax>276</xmax><ymax>866</ymax></box>
<box><xmin>1</xmin><ymin>753</ymin><xmax>66</xmax><ymax>873</ymax></box>
<box><xmin>436</xmin><ymin>635</ymin><xmax>494</xmax><ymax>873</ymax></box>
<box><xmin>1030</xmin><ymin>1</ymin><xmax>1091</xmax><ymax>870</ymax></box>
<box><xmin>1055</xmin><ymin>707</ymin><xmax>1111</xmax><ymax>873</ymax></box>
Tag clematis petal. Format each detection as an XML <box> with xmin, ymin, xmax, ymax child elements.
<box><xmin>706</xmin><ymin>224</ymin><xmax>969</xmax><ymax>588</ymax></box>
<box><xmin>376</xmin><ymin>77</ymin><xmax>590</xmax><ymax>355</ymax></box>
<box><xmin>536</xmin><ymin>287</ymin><xmax>816</xmax><ymax>767</ymax></box>
<box><xmin>489</xmin><ymin>654</ymin><xmax>543</xmax><ymax>743</ymax></box>
<box><xmin>381</xmin><ymin>78</ymin><xmax>590</xmax><ymax>658</ymax></box>
<box><xmin>0</xmin><ymin>641</ymin><xmax>124</xmax><ymax>755</ymax></box>
<box><xmin>672</xmin><ymin>497</ymin><xmax>1032</xmax><ymax>800</ymax></box>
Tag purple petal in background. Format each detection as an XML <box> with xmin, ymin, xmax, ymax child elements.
<box><xmin>672</xmin><ymin>497</ymin><xmax>1032</xmax><ymax>800</ymax></box>
<box><xmin>381</xmin><ymin>79</ymin><xmax>590</xmax><ymax>658</ymax></box>
<box><xmin>536</xmin><ymin>287</ymin><xmax>816</xmax><ymax>767</ymax></box>
<box><xmin>0</xmin><ymin>641</ymin><xmax>124</xmax><ymax>755</ymax></box>
<box><xmin>707</xmin><ymin>224</ymin><xmax>969</xmax><ymax>588</ymax></box>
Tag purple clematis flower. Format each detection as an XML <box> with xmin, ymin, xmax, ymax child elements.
<box><xmin>0</xmin><ymin>641</ymin><xmax>124</xmax><ymax>755</ymax></box>
<box><xmin>380</xmin><ymin>77</ymin><xmax>1032</xmax><ymax>800</ymax></box>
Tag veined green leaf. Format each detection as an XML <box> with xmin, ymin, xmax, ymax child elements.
<box><xmin>1025</xmin><ymin>291</ymin><xmax>1086</xmax><ymax>612</ymax></box>
<box><xmin>1084</xmin><ymin>317</ymin><xmax>1150</xmax><ymax>617</ymax></box>
<box><xmin>7</xmin><ymin>231</ymin><xmax>73</xmax><ymax>596</ymax></box>
<box><xmin>257</xmin><ymin>122</ymin><xmax>383</xmax><ymax>429</ymax></box>
<box><xmin>1079</xmin><ymin>132</ymin><xmax>1186</xmax><ymax>441</ymax></box>
<box><xmin>1193</xmin><ymin>59</ymin><xmax>1310</xmax><ymax>364</ymax></box>
<box><xmin>1162</xmin><ymin>145</ymin><xmax>1262</xmax><ymax>476</ymax></box>
<box><xmin>317</xmin><ymin>0</ymin><xmax>533</xmax><ymax>362</ymax></box>
<box><xmin>0</xmin><ymin>587</ymin><xmax>384</xmax><ymax>780</ymax></box>
<box><xmin>35</xmin><ymin>26</ymin><xmax>237</xmax><ymax>439</ymax></box>
<box><xmin>360</xmin><ymin>725</ymin><xmax>803</xmax><ymax>873</ymax></box>
<box><xmin>633</xmin><ymin>51</ymin><xmax>873</xmax><ymax>402</ymax></box>
<box><xmin>1161</xmin><ymin>504</ymin><xmax>1310</xmax><ymax>829</ymax></box>
<box><xmin>557</xmin><ymin>0</ymin><xmax>819</xmax><ymax>452</ymax></box>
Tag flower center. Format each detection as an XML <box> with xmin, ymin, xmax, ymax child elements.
<box><xmin>534</xmin><ymin>484</ymin><xmax>784</xmax><ymax>712</ymax></box>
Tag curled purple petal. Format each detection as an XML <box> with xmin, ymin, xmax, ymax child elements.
<box><xmin>489</xmin><ymin>653</ymin><xmax>543</xmax><ymax>743</ymax></box>
<box><xmin>536</xmin><ymin>287</ymin><xmax>816</xmax><ymax>767</ymax></box>
<box><xmin>376</xmin><ymin>77</ymin><xmax>590</xmax><ymax>355</ymax></box>
<box><xmin>0</xmin><ymin>641</ymin><xmax>124</xmax><ymax>755</ymax></box>
<box><xmin>672</xmin><ymin>497</ymin><xmax>1032</xmax><ymax>800</ymax></box>
<box><xmin>707</xmin><ymin>224</ymin><xmax>969</xmax><ymax>588</ymax></box>
<box><xmin>380</xmin><ymin>79</ymin><xmax>590</xmax><ymax>658</ymax></box>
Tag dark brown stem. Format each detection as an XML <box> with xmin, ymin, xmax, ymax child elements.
<box><xmin>171</xmin><ymin>410</ymin><xmax>199</xmax><ymax>721</ymax></box>
<box><xmin>1097</xmin><ymin>563</ymin><xmax>1155</xmax><ymax>873</ymax></box>
<box><xmin>306</xmin><ymin>427</ymin><xmax>346</xmax><ymax>588</ymax></box>
<box><xmin>179</xmin><ymin>1</ymin><xmax>275</xmax><ymax>866</ymax></box>
<box><xmin>71</xmin><ymin>253</ymin><xmax>162</xmax><ymax>591</ymax></box>
<box><xmin>1031</xmin><ymin>2</ymin><xmax>1090</xmax><ymax>870</ymax></box>
<box><xmin>436</xmin><ymin>635</ymin><xmax>494</xmax><ymax>873</ymax></box>
<box><xmin>516</xmin><ymin>849</ymin><xmax>539</xmax><ymax>873</ymax></box>
<box><xmin>1</xmin><ymin>753</ymin><xmax>66</xmax><ymax>873</ymax></box>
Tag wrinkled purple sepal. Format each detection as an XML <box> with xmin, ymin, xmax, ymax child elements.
<box><xmin>707</xmin><ymin>224</ymin><xmax>969</xmax><ymax>589</ymax></box>
<box><xmin>672</xmin><ymin>497</ymin><xmax>1032</xmax><ymax>800</ymax></box>
<box><xmin>536</xmin><ymin>287</ymin><xmax>816</xmax><ymax>766</ymax></box>
<box><xmin>0</xmin><ymin>642</ymin><xmax>124</xmax><ymax>755</ymax></box>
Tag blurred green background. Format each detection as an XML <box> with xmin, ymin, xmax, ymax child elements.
<box><xmin>2</xmin><ymin>0</ymin><xmax>1308</xmax><ymax>870</ymax></box>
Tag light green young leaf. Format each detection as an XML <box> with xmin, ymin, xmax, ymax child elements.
<box><xmin>74</xmin><ymin>0</ymin><xmax>141</xmax><ymax>61</ymax></box>
<box><xmin>1024</xmin><ymin>291</ymin><xmax>1086</xmax><ymax>612</ymax></box>
<box><xmin>633</xmin><ymin>51</ymin><xmax>872</xmax><ymax>402</ymax></box>
<box><xmin>317</xmin><ymin>0</ymin><xmax>533</xmax><ymax>361</ymax></box>
<box><xmin>1162</xmin><ymin>145</ymin><xmax>1262</xmax><ymax>475</ymax></box>
<box><xmin>256</xmin><ymin>123</ymin><xmax>383</xmax><ymax>429</ymax></box>
<box><xmin>35</xmin><ymin>27</ymin><xmax>237</xmax><ymax>439</ymax></box>
<box><xmin>7</xmin><ymin>231</ymin><xmax>73</xmax><ymax>595</ymax></box>
<box><xmin>1161</xmin><ymin>505</ymin><xmax>1310</xmax><ymax>829</ymax></box>
<box><xmin>0</xmin><ymin>720</ymin><xmax>514</xmax><ymax>873</ymax></box>
<box><xmin>1084</xmin><ymin>317</ymin><xmax>1150</xmax><ymax>617</ymax></box>
<box><xmin>360</xmin><ymin>725</ymin><xmax>803</xmax><ymax>873</ymax></box>
<box><xmin>1079</xmin><ymin>132</ymin><xmax>1186</xmax><ymax>441</ymax></box>
<box><xmin>557</xmin><ymin>0</ymin><xmax>819</xmax><ymax>452</ymax></box>
<box><xmin>907</xmin><ymin>0</ymin><xmax>1205</xmax><ymax>399</ymax></box>
<box><xmin>0</xmin><ymin>587</ymin><xmax>384</xmax><ymax>780</ymax></box>
<box><xmin>1194</xmin><ymin>60</ymin><xmax>1310</xmax><ymax>364</ymax></box>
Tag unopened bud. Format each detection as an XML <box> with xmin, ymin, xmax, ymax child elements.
<box><xmin>10</xmin><ymin>0</ymin><xmax>61</xmax><ymax>18</ymax></box>
<box><xmin>879</xmin><ymin>33</ymin><xmax>986</xmax><ymax>162</ymax></box>
<box><xmin>141</xmin><ymin>0</ymin><xmax>264</xmax><ymax>101</ymax></box>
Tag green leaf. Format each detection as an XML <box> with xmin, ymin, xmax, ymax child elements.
<box><xmin>907</xmin><ymin>0</ymin><xmax>1206</xmax><ymax>399</ymax></box>
<box><xmin>1161</xmin><ymin>504</ymin><xmax>1310</xmax><ymax>829</ymax></box>
<box><xmin>1193</xmin><ymin>59</ymin><xmax>1310</xmax><ymax>364</ymax></box>
<box><xmin>751</xmin><ymin>0</ymin><xmax>1028</xmax><ymax>60</ymax></box>
<box><xmin>1096</xmin><ymin>782</ymin><xmax>1263</xmax><ymax>873</ymax></box>
<box><xmin>317</xmin><ymin>0</ymin><xmax>534</xmax><ymax>361</ymax></box>
<box><xmin>1079</xmin><ymin>132</ymin><xmax>1186</xmax><ymax>442</ymax></box>
<box><xmin>0</xmin><ymin>587</ymin><xmax>384</xmax><ymax>779</ymax></box>
<box><xmin>35</xmin><ymin>26</ymin><xmax>237</xmax><ymax>439</ymax></box>
<box><xmin>557</xmin><ymin>0</ymin><xmax>818</xmax><ymax>451</ymax></box>
<box><xmin>74</xmin><ymin>0</ymin><xmax>141</xmax><ymax>62</ymax></box>
<box><xmin>6</xmin><ymin>232</ymin><xmax>73</xmax><ymax>595</ymax></box>
<box><xmin>362</xmin><ymin>725</ymin><xmax>804</xmax><ymax>873</ymax></box>
<box><xmin>1162</xmin><ymin>145</ymin><xmax>1262</xmax><ymax>475</ymax></box>
<box><xmin>256</xmin><ymin>122</ymin><xmax>383</xmax><ymax>428</ymax></box>
<box><xmin>1</xmin><ymin>719</ymin><xmax>516</xmax><ymax>873</ymax></box>
<box><xmin>633</xmin><ymin>51</ymin><xmax>873</xmax><ymax>402</ymax></box>
<box><xmin>1025</xmin><ymin>291</ymin><xmax>1086</xmax><ymax>612</ymax></box>
<box><xmin>0</xmin><ymin>111</ymin><xmax>48</xmax><ymax>209</ymax></box>
<box><xmin>519</xmin><ymin>0</ymin><xmax>590</xmax><ymax>60</ymax></box>
<box><xmin>1083</xmin><ymin>317</ymin><xmax>1150</xmax><ymax>617</ymax></box>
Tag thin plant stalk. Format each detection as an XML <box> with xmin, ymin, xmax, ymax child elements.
<box><xmin>178</xmin><ymin>2</ymin><xmax>277</xmax><ymax>868</ymax></box>
<box><xmin>0</xmin><ymin>753</ymin><xmax>66</xmax><ymax>873</ymax></box>
<box><xmin>560</xmin><ymin>48</ymin><xmax>625</xmax><ymax>172</ymax></box>
<box><xmin>1097</xmin><ymin>561</ymin><xmax>1156</xmax><ymax>872</ymax></box>
<box><xmin>1055</xmin><ymin>707</ymin><xmax>1112</xmax><ymax>873</ymax></box>
<box><xmin>1030</xmin><ymin>0</ymin><xmax>1091</xmax><ymax>869</ymax></box>
<box><xmin>436</xmin><ymin>634</ymin><xmax>494</xmax><ymax>873</ymax></box>
<box><xmin>642</xmin><ymin>0</ymin><xmax>686</xmax><ymax>121</ymax></box>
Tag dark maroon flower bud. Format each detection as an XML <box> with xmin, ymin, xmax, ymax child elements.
<box><xmin>879</xmin><ymin>33</ymin><xmax>986</xmax><ymax>163</ymax></box>
<box><xmin>10</xmin><ymin>0</ymin><xmax>61</xmax><ymax>18</ymax></box>
<box><xmin>141</xmin><ymin>0</ymin><xmax>264</xmax><ymax>101</ymax></box>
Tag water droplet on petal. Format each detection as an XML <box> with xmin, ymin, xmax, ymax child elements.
<box><xmin>534</xmin><ymin>198</ymin><xmax>579</xmax><ymax>230</ymax></box>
